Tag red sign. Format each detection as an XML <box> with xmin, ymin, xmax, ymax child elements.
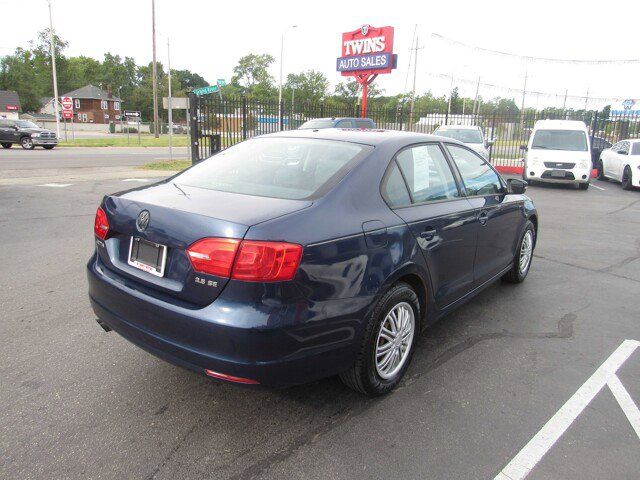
<box><xmin>62</xmin><ymin>111</ymin><xmax>73</xmax><ymax>119</ymax></box>
<box><xmin>61</xmin><ymin>96</ymin><xmax>73</xmax><ymax>110</ymax></box>
<box><xmin>5</xmin><ymin>105</ymin><xmax>18</xmax><ymax>111</ymax></box>
<box><xmin>337</xmin><ymin>25</ymin><xmax>396</xmax><ymax>76</ymax></box>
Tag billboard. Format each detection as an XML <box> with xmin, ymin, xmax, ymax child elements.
<box><xmin>337</xmin><ymin>25</ymin><xmax>397</xmax><ymax>76</ymax></box>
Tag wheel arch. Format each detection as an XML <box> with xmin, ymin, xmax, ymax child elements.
<box><xmin>377</xmin><ymin>262</ymin><xmax>432</xmax><ymax>329</ymax></box>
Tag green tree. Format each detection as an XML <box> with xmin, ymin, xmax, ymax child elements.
<box><xmin>284</xmin><ymin>70</ymin><xmax>329</xmax><ymax>104</ymax></box>
<box><xmin>231</xmin><ymin>54</ymin><xmax>276</xmax><ymax>100</ymax></box>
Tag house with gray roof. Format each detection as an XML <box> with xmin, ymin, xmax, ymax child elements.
<box><xmin>39</xmin><ymin>84</ymin><xmax>123</xmax><ymax>124</ymax></box>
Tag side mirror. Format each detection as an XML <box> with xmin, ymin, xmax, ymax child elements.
<box><xmin>507</xmin><ymin>178</ymin><xmax>527</xmax><ymax>194</ymax></box>
<box><xmin>519</xmin><ymin>145</ymin><xmax>528</xmax><ymax>151</ymax></box>
<box><xmin>12</xmin><ymin>125</ymin><xmax>19</xmax><ymax>131</ymax></box>
<box><xmin>486</xmin><ymin>139</ymin><xmax>495</xmax><ymax>148</ymax></box>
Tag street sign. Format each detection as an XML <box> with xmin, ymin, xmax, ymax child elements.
<box><xmin>61</xmin><ymin>96</ymin><xmax>73</xmax><ymax>110</ymax></box>
<box><xmin>193</xmin><ymin>85</ymin><xmax>219</xmax><ymax>96</ymax></box>
<box><xmin>62</xmin><ymin>111</ymin><xmax>73</xmax><ymax>119</ymax></box>
<box><xmin>124</xmin><ymin>110</ymin><xmax>141</xmax><ymax>118</ymax></box>
<box><xmin>216</xmin><ymin>79</ymin><xmax>227</xmax><ymax>87</ymax></box>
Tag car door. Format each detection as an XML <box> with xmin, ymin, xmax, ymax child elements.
<box><xmin>602</xmin><ymin>143</ymin><xmax>618</xmax><ymax>178</ymax></box>
<box><xmin>615</xmin><ymin>141</ymin><xmax>630</xmax><ymax>180</ymax></box>
<box><xmin>444</xmin><ymin>143</ymin><xmax>525</xmax><ymax>286</ymax></box>
<box><xmin>382</xmin><ymin>143</ymin><xmax>478</xmax><ymax>309</ymax></box>
<box><xmin>0</xmin><ymin>120</ymin><xmax>13</xmax><ymax>142</ymax></box>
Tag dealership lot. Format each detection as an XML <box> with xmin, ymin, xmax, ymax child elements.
<box><xmin>1</xmin><ymin>151</ymin><xmax>639</xmax><ymax>479</ymax></box>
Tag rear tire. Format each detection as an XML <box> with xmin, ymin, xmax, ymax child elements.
<box><xmin>622</xmin><ymin>166</ymin><xmax>633</xmax><ymax>190</ymax></box>
<box><xmin>20</xmin><ymin>137</ymin><xmax>34</xmax><ymax>150</ymax></box>
<box><xmin>43</xmin><ymin>145</ymin><xmax>55</xmax><ymax>150</ymax></box>
<box><xmin>1</xmin><ymin>142</ymin><xmax>11</xmax><ymax>149</ymax></box>
<box><xmin>340</xmin><ymin>282</ymin><xmax>420</xmax><ymax>396</ymax></box>
<box><xmin>503</xmin><ymin>221</ymin><xmax>535</xmax><ymax>284</ymax></box>
<box><xmin>578</xmin><ymin>182</ymin><xmax>589</xmax><ymax>190</ymax></box>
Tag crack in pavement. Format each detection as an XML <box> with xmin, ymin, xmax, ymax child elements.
<box><xmin>534</xmin><ymin>254</ymin><xmax>640</xmax><ymax>284</ymax></box>
<box><xmin>607</xmin><ymin>198</ymin><xmax>640</xmax><ymax>215</ymax></box>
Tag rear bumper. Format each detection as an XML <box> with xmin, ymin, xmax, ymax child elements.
<box><xmin>87</xmin><ymin>254</ymin><xmax>367</xmax><ymax>387</ymax></box>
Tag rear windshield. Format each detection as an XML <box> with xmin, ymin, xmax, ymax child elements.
<box><xmin>434</xmin><ymin>128</ymin><xmax>483</xmax><ymax>144</ymax></box>
<box><xmin>299</xmin><ymin>119</ymin><xmax>335</xmax><ymax>129</ymax></box>
<box><xmin>174</xmin><ymin>138</ymin><xmax>371</xmax><ymax>200</ymax></box>
<box><xmin>532</xmin><ymin>129</ymin><xmax>587</xmax><ymax>151</ymax></box>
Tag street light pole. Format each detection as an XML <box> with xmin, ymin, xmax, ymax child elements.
<box><xmin>151</xmin><ymin>0</ymin><xmax>159</xmax><ymax>138</ymax></box>
<box><xmin>278</xmin><ymin>25</ymin><xmax>297</xmax><ymax>128</ymax></box>
<box><xmin>47</xmin><ymin>0</ymin><xmax>60</xmax><ymax>138</ymax></box>
<box><xmin>167</xmin><ymin>37</ymin><xmax>173</xmax><ymax>161</ymax></box>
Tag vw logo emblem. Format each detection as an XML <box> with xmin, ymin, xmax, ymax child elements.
<box><xmin>136</xmin><ymin>210</ymin><xmax>150</xmax><ymax>232</ymax></box>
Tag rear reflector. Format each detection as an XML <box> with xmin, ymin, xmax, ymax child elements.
<box><xmin>94</xmin><ymin>207</ymin><xmax>110</xmax><ymax>240</ymax></box>
<box><xmin>232</xmin><ymin>240</ymin><xmax>302</xmax><ymax>282</ymax></box>
<box><xmin>187</xmin><ymin>238</ymin><xmax>240</xmax><ymax>277</ymax></box>
<box><xmin>205</xmin><ymin>369</ymin><xmax>259</xmax><ymax>385</ymax></box>
<box><xmin>187</xmin><ymin>237</ymin><xmax>302</xmax><ymax>282</ymax></box>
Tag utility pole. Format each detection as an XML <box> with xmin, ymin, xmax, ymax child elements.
<box><xmin>278</xmin><ymin>25</ymin><xmax>297</xmax><ymax>129</ymax></box>
<box><xmin>167</xmin><ymin>38</ymin><xmax>173</xmax><ymax>161</ymax></box>
<box><xmin>584</xmin><ymin>86</ymin><xmax>590</xmax><ymax>111</ymax></box>
<box><xmin>520</xmin><ymin>61</ymin><xmax>528</xmax><ymax>134</ymax></box>
<box><xmin>408</xmin><ymin>36</ymin><xmax>420</xmax><ymax>131</ymax></box>
<box><xmin>151</xmin><ymin>0</ymin><xmax>159</xmax><ymax>138</ymax></box>
<box><xmin>563</xmin><ymin>88</ymin><xmax>568</xmax><ymax>111</ymax></box>
<box><xmin>472</xmin><ymin>76</ymin><xmax>480</xmax><ymax>115</ymax></box>
<box><xmin>447</xmin><ymin>73</ymin><xmax>454</xmax><ymax>116</ymax></box>
<box><xmin>47</xmin><ymin>0</ymin><xmax>60</xmax><ymax>138</ymax></box>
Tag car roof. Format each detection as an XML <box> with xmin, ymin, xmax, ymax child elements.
<box><xmin>435</xmin><ymin>124</ymin><xmax>480</xmax><ymax>130</ymax></box>
<box><xmin>533</xmin><ymin>119</ymin><xmax>588</xmax><ymax>130</ymax></box>
<box><xmin>258</xmin><ymin>128</ymin><xmax>449</xmax><ymax>147</ymax></box>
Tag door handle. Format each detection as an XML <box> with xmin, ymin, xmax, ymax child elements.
<box><xmin>420</xmin><ymin>227</ymin><xmax>437</xmax><ymax>241</ymax></box>
<box><xmin>478</xmin><ymin>211</ymin><xmax>489</xmax><ymax>226</ymax></box>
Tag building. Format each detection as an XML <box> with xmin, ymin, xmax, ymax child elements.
<box><xmin>40</xmin><ymin>85</ymin><xmax>122</xmax><ymax>124</ymax></box>
<box><xmin>0</xmin><ymin>90</ymin><xmax>21</xmax><ymax>120</ymax></box>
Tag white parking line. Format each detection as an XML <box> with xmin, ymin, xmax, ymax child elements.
<box><xmin>590</xmin><ymin>183</ymin><xmax>606</xmax><ymax>191</ymax></box>
<box><xmin>494</xmin><ymin>339</ymin><xmax>640</xmax><ymax>480</ymax></box>
<box><xmin>38</xmin><ymin>183</ymin><xmax>72</xmax><ymax>188</ymax></box>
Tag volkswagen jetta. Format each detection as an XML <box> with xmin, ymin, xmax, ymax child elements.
<box><xmin>87</xmin><ymin>129</ymin><xmax>537</xmax><ymax>396</ymax></box>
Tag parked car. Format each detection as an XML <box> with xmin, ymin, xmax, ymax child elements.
<box><xmin>87</xmin><ymin>129</ymin><xmax>537</xmax><ymax>396</ymax></box>
<box><xmin>299</xmin><ymin>117</ymin><xmax>376</xmax><ymax>129</ymax></box>
<box><xmin>597</xmin><ymin>139</ymin><xmax>640</xmax><ymax>190</ymax></box>
<box><xmin>432</xmin><ymin>125</ymin><xmax>493</xmax><ymax>160</ymax></box>
<box><xmin>521</xmin><ymin>120</ymin><xmax>591</xmax><ymax>190</ymax></box>
<box><xmin>0</xmin><ymin>119</ymin><xmax>58</xmax><ymax>150</ymax></box>
<box><xmin>591</xmin><ymin>136</ymin><xmax>612</xmax><ymax>167</ymax></box>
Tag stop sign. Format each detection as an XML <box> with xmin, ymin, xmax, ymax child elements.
<box><xmin>61</xmin><ymin>97</ymin><xmax>73</xmax><ymax>110</ymax></box>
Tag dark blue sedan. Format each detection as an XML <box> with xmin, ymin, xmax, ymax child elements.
<box><xmin>87</xmin><ymin>129</ymin><xmax>537</xmax><ymax>396</ymax></box>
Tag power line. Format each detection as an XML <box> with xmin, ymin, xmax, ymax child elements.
<box><xmin>425</xmin><ymin>71</ymin><xmax>635</xmax><ymax>104</ymax></box>
<box><xmin>430</xmin><ymin>33</ymin><xmax>640</xmax><ymax>65</ymax></box>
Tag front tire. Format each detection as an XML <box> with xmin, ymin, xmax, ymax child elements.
<box><xmin>1</xmin><ymin>142</ymin><xmax>11</xmax><ymax>149</ymax></box>
<box><xmin>340</xmin><ymin>282</ymin><xmax>420</xmax><ymax>396</ymax></box>
<box><xmin>20</xmin><ymin>137</ymin><xmax>34</xmax><ymax>150</ymax></box>
<box><xmin>503</xmin><ymin>221</ymin><xmax>535</xmax><ymax>283</ymax></box>
<box><xmin>578</xmin><ymin>182</ymin><xmax>589</xmax><ymax>190</ymax></box>
<box><xmin>622</xmin><ymin>166</ymin><xmax>633</xmax><ymax>190</ymax></box>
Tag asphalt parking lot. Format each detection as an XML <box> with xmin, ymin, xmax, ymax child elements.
<box><xmin>1</xmin><ymin>151</ymin><xmax>639</xmax><ymax>479</ymax></box>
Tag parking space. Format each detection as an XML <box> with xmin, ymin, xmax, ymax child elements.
<box><xmin>1</xmin><ymin>169</ymin><xmax>639</xmax><ymax>479</ymax></box>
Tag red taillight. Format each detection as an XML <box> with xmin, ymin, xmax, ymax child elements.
<box><xmin>187</xmin><ymin>238</ymin><xmax>240</xmax><ymax>277</ymax></box>
<box><xmin>205</xmin><ymin>369</ymin><xmax>259</xmax><ymax>385</ymax></box>
<box><xmin>186</xmin><ymin>237</ymin><xmax>302</xmax><ymax>282</ymax></box>
<box><xmin>94</xmin><ymin>207</ymin><xmax>110</xmax><ymax>240</ymax></box>
<box><xmin>232</xmin><ymin>240</ymin><xmax>302</xmax><ymax>282</ymax></box>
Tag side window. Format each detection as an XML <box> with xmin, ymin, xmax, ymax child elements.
<box><xmin>632</xmin><ymin>143</ymin><xmax>640</xmax><ymax>155</ymax></box>
<box><xmin>381</xmin><ymin>163</ymin><xmax>411</xmax><ymax>208</ymax></box>
<box><xmin>620</xmin><ymin>142</ymin><xmax>630</xmax><ymax>155</ymax></box>
<box><xmin>395</xmin><ymin>144</ymin><xmax>460</xmax><ymax>203</ymax></box>
<box><xmin>335</xmin><ymin>120</ymin><xmax>354</xmax><ymax>128</ymax></box>
<box><xmin>446</xmin><ymin>144</ymin><xmax>503</xmax><ymax>196</ymax></box>
<box><xmin>355</xmin><ymin>119</ymin><xmax>371</xmax><ymax>129</ymax></box>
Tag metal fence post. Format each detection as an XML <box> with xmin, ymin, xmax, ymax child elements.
<box><xmin>590</xmin><ymin>111</ymin><xmax>598</xmax><ymax>147</ymax></box>
<box><xmin>279</xmin><ymin>100</ymin><xmax>284</xmax><ymax>131</ymax></box>
<box><xmin>490</xmin><ymin>112</ymin><xmax>496</xmax><ymax>163</ymax></box>
<box><xmin>188</xmin><ymin>92</ymin><xmax>199</xmax><ymax>164</ymax></box>
<box><xmin>242</xmin><ymin>97</ymin><xmax>247</xmax><ymax>140</ymax></box>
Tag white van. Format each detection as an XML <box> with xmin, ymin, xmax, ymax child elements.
<box><xmin>522</xmin><ymin>120</ymin><xmax>592</xmax><ymax>190</ymax></box>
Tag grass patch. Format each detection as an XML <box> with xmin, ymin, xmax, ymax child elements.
<box><xmin>140</xmin><ymin>159</ymin><xmax>191</xmax><ymax>171</ymax></box>
<box><xmin>58</xmin><ymin>135</ymin><xmax>189</xmax><ymax>147</ymax></box>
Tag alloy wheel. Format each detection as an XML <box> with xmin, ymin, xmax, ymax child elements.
<box><xmin>374</xmin><ymin>302</ymin><xmax>415</xmax><ymax>380</ymax></box>
<box><xmin>519</xmin><ymin>230</ymin><xmax>533</xmax><ymax>275</ymax></box>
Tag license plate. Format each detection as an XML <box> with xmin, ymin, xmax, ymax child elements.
<box><xmin>128</xmin><ymin>237</ymin><xmax>167</xmax><ymax>277</ymax></box>
<box><xmin>550</xmin><ymin>170</ymin><xmax>566</xmax><ymax>178</ymax></box>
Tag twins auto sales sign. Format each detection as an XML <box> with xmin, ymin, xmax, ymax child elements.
<box><xmin>336</xmin><ymin>25</ymin><xmax>397</xmax><ymax>76</ymax></box>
